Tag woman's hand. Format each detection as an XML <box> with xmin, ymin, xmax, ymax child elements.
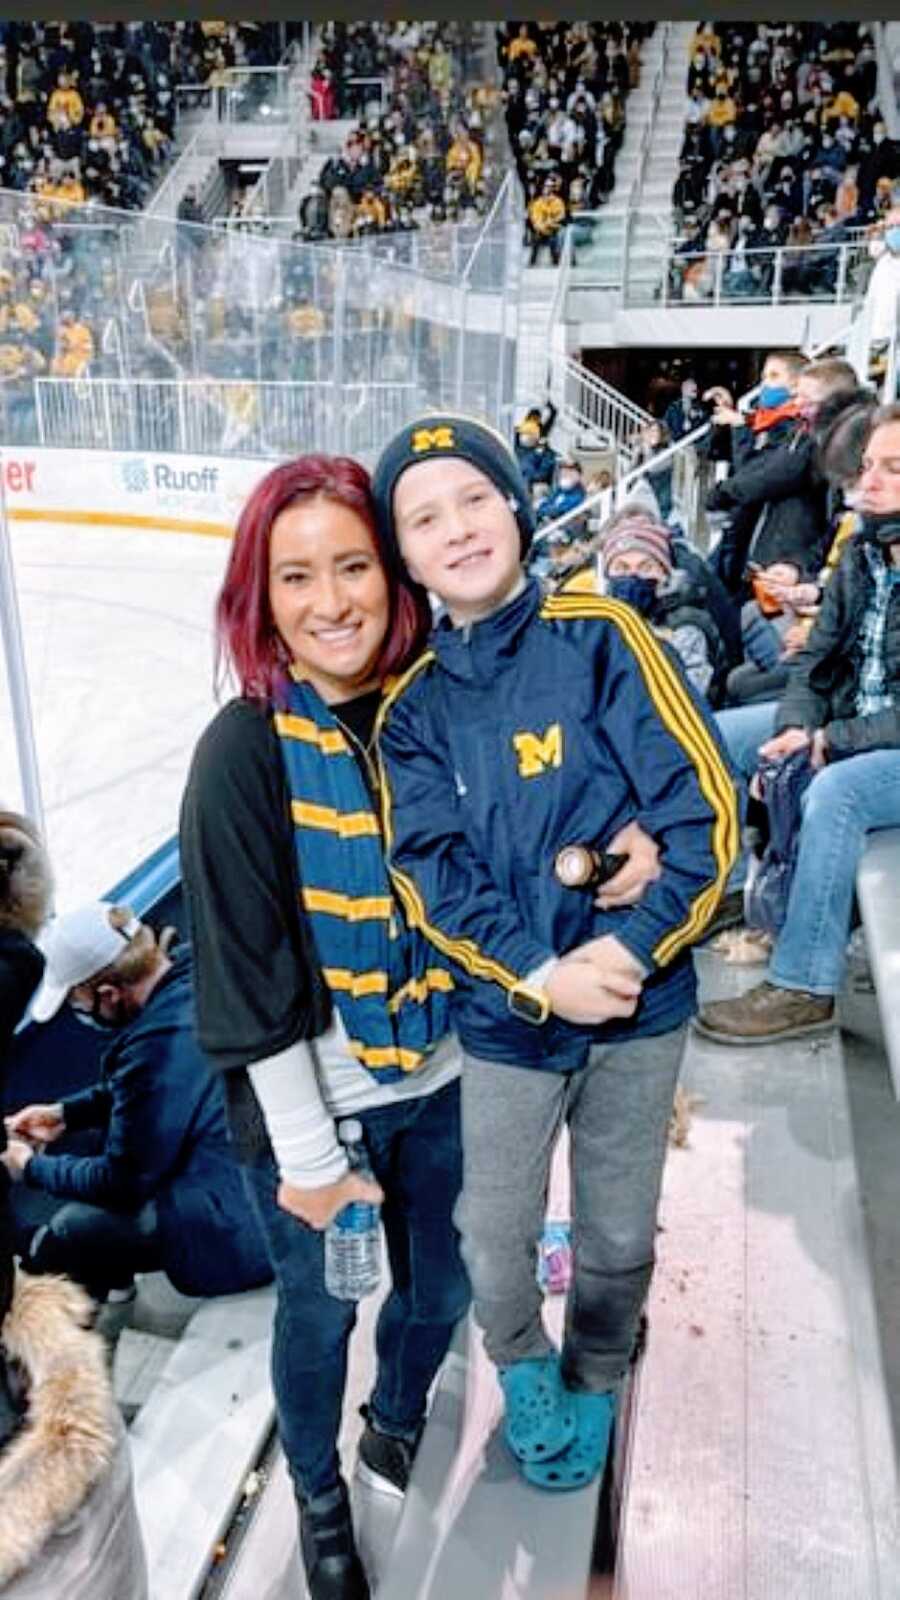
<box><xmin>596</xmin><ymin>820</ymin><xmax>662</xmax><ymax>909</ymax></box>
<box><xmin>277</xmin><ymin>1171</ymin><xmax>384</xmax><ymax>1232</ymax></box>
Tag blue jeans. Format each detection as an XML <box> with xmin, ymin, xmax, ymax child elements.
<box><xmin>715</xmin><ymin>700</ymin><xmax>779</xmax><ymax>784</ymax></box>
<box><xmin>241</xmin><ymin>1078</ymin><xmax>469</xmax><ymax>1500</ymax></box>
<box><xmin>26</xmin><ymin>1199</ymin><xmax>162</xmax><ymax>1301</ymax></box>
<box><xmin>769</xmin><ymin>748</ymin><xmax>900</xmax><ymax>995</ymax></box>
<box><xmin>715</xmin><ymin>701</ymin><xmax>779</xmax><ymax>889</ymax></box>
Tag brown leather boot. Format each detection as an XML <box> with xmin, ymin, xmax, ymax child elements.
<box><xmin>693</xmin><ymin>982</ymin><xmax>835</xmax><ymax>1045</ymax></box>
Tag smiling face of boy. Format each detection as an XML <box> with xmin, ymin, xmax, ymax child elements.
<box><xmin>393</xmin><ymin>456</ymin><xmax>524</xmax><ymax>626</ymax></box>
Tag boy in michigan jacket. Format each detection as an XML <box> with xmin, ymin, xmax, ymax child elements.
<box><xmin>371</xmin><ymin>414</ymin><xmax>738</xmax><ymax>1493</ymax></box>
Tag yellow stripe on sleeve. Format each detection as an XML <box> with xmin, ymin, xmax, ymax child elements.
<box><xmin>541</xmin><ymin>593</ymin><xmax>739</xmax><ymax>963</ymax></box>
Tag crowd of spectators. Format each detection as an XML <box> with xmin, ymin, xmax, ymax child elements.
<box><xmin>670</xmin><ymin>21</ymin><xmax>900</xmax><ymax>302</ymax></box>
<box><xmin>526</xmin><ymin>347</ymin><xmax>876</xmax><ymax>726</ymax></box>
<box><xmin>496</xmin><ymin>21</ymin><xmax>651</xmax><ymax>265</ymax></box>
<box><xmin>528</xmin><ymin>351</ymin><xmax>893</xmax><ymax>1018</ymax></box>
<box><xmin>297</xmin><ymin>23</ymin><xmax>495</xmax><ymax>244</ymax></box>
<box><xmin>0</xmin><ymin>23</ymin><xmax>280</xmax><ymax>215</ymax></box>
<box><xmin>524</xmin><ymin>351</ymin><xmax>897</xmax><ymax>1060</ymax></box>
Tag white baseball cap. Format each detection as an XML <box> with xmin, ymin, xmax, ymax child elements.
<box><xmin>31</xmin><ymin>902</ymin><xmax>141</xmax><ymax>1023</ymax></box>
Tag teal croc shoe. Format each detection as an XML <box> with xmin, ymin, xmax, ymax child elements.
<box><xmin>499</xmin><ymin>1355</ymin><xmax>576</xmax><ymax>1465</ymax></box>
<box><xmin>522</xmin><ymin>1389</ymin><xmax>615</xmax><ymax>1491</ymax></box>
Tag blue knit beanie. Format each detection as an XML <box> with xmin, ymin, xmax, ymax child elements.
<box><xmin>371</xmin><ymin>413</ymin><xmax>536</xmax><ymax>568</ymax></box>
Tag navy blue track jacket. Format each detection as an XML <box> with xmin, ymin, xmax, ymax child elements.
<box><xmin>377</xmin><ymin>576</ymin><xmax>739</xmax><ymax>1070</ymax></box>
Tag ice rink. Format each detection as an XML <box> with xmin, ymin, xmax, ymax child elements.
<box><xmin>2</xmin><ymin>516</ymin><xmax>232</xmax><ymax>908</ymax></box>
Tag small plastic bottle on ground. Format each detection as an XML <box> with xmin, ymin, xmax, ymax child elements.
<box><xmin>324</xmin><ymin>1119</ymin><xmax>381</xmax><ymax>1301</ymax></box>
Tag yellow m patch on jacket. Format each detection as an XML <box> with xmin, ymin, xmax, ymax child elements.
<box><xmin>513</xmin><ymin>723</ymin><xmax>563</xmax><ymax>778</ymax></box>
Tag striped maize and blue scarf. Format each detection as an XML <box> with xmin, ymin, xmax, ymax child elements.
<box><xmin>273</xmin><ymin>677</ymin><xmax>454</xmax><ymax>1082</ymax></box>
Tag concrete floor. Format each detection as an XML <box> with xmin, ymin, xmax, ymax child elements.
<box><xmin>198</xmin><ymin>952</ymin><xmax>900</xmax><ymax>1600</ymax></box>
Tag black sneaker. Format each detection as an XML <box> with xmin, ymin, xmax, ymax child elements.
<box><xmin>356</xmin><ymin>1406</ymin><xmax>422</xmax><ymax>1498</ymax></box>
<box><xmin>298</xmin><ymin>1480</ymin><xmax>369</xmax><ymax>1600</ymax></box>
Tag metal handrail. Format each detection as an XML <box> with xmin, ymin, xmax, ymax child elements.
<box><xmin>627</xmin><ymin>23</ymin><xmax>670</xmax><ymax>214</ymax></box>
<box><xmin>532</xmin><ymin>421</ymin><xmax>711</xmax><ymax>548</ymax></box>
<box><xmin>561</xmin><ymin>356</ymin><xmax>652</xmax><ymax>431</ymax></box>
<box><xmin>461</xmin><ymin>171</ymin><xmax>512</xmax><ymax>287</ymax></box>
<box><xmin>658</xmin><ymin>237</ymin><xmax>870</xmax><ymax>309</ymax></box>
<box><xmin>623</xmin><ymin>24</ymin><xmax>671</xmax><ymax>292</ymax></box>
<box><xmin>34</xmin><ymin>376</ymin><xmax>420</xmax><ymax>394</ymax></box>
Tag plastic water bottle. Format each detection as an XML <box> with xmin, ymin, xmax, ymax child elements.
<box><xmin>536</xmin><ymin>1219</ymin><xmax>573</xmax><ymax>1296</ymax></box>
<box><xmin>323</xmin><ymin>1120</ymin><xmax>381</xmax><ymax>1301</ymax></box>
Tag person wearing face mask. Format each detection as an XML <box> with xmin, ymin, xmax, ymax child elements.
<box><xmin>515</xmin><ymin>417</ymin><xmax>558</xmax><ymax>490</ymax></box>
<box><xmin>1</xmin><ymin>902</ymin><xmax>272</xmax><ymax>1313</ymax></box>
<box><xmin>599</xmin><ymin>514</ymin><xmax>727</xmax><ymax>702</ymax></box>
<box><xmin>857</xmin><ymin>121</ymin><xmax>899</xmax><ymax>218</ymax></box>
<box><xmin>705</xmin><ymin>353</ymin><xmax>858</xmax><ymax>593</ymax></box>
<box><xmin>536</xmin><ymin>454</ymin><xmax>586</xmax><ymax>525</ymax></box>
<box><xmin>863</xmin><ymin>205</ymin><xmax>900</xmax><ymax>340</ymax></box>
<box><xmin>748</xmin><ymin>206</ymin><xmax>788</xmax><ymax>291</ymax></box>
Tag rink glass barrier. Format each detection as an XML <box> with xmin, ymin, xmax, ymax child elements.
<box><xmin>0</xmin><ymin>174</ymin><xmax>519</xmax><ymax>459</ymax></box>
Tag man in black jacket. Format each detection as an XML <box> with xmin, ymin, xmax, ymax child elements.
<box><xmin>697</xmin><ymin>404</ymin><xmax>900</xmax><ymax>1045</ymax></box>
<box><xmin>1</xmin><ymin>901</ymin><xmax>271</xmax><ymax>1304</ymax></box>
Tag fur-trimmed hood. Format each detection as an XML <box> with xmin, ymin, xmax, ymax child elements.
<box><xmin>0</xmin><ymin>812</ymin><xmax>53</xmax><ymax>937</ymax></box>
<box><xmin>0</xmin><ymin>1273</ymin><xmax>118</xmax><ymax>1586</ymax></box>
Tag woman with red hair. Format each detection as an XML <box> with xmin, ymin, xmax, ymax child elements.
<box><xmin>179</xmin><ymin>456</ymin><xmax>470</xmax><ymax>1600</ymax></box>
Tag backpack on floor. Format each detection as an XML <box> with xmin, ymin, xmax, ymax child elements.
<box><xmin>743</xmin><ymin>748</ymin><xmax>815</xmax><ymax>938</ymax></box>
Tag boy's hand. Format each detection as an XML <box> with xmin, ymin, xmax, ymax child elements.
<box><xmin>596</xmin><ymin>821</ymin><xmax>661</xmax><ymax>908</ymax></box>
<box><xmin>545</xmin><ymin>959</ymin><xmax>640</xmax><ymax>1026</ymax></box>
<box><xmin>567</xmin><ymin>933</ymin><xmax>647</xmax><ymax>988</ymax></box>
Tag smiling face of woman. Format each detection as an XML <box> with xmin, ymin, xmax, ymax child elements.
<box><xmin>268</xmin><ymin>495</ymin><xmax>390</xmax><ymax>704</ymax></box>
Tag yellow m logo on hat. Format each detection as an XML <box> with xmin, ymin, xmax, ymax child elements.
<box><xmin>411</xmin><ymin>426</ymin><xmax>456</xmax><ymax>453</ymax></box>
<box><xmin>512</xmin><ymin>724</ymin><xmax>563</xmax><ymax>779</ymax></box>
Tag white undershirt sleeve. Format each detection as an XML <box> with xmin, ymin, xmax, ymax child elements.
<box><xmin>247</xmin><ymin>1041</ymin><xmax>349</xmax><ymax>1189</ymax></box>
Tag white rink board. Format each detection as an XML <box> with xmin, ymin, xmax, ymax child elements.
<box><xmin>2</xmin><ymin>514</ymin><xmax>232</xmax><ymax>909</ymax></box>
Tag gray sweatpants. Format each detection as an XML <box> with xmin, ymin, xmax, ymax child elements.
<box><xmin>455</xmin><ymin>1027</ymin><xmax>686</xmax><ymax>1391</ymax></box>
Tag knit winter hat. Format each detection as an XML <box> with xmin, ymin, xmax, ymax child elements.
<box><xmin>599</xmin><ymin>513</ymin><xmax>672</xmax><ymax>574</ymax></box>
<box><xmin>371</xmin><ymin>413</ymin><xmax>536</xmax><ymax>566</ymax></box>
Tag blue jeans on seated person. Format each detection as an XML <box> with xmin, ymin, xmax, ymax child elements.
<box><xmin>715</xmin><ymin>700</ymin><xmax>779</xmax><ymax>785</ymax></box>
<box><xmin>26</xmin><ymin>1199</ymin><xmax>164</xmax><ymax>1301</ymax></box>
<box><xmin>241</xmin><ymin>1079</ymin><xmax>469</xmax><ymax>1501</ymax></box>
<box><xmin>715</xmin><ymin>701</ymin><xmax>779</xmax><ymax>891</ymax></box>
<box><xmin>768</xmin><ymin>748</ymin><xmax>900</xmax><ymax>995</ymax></box>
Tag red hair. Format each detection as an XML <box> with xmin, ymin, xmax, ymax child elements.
<box><xmin>216</xmin><ymin>455</ymin><xmax>432</xmax><ymax>703</ymax></box>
